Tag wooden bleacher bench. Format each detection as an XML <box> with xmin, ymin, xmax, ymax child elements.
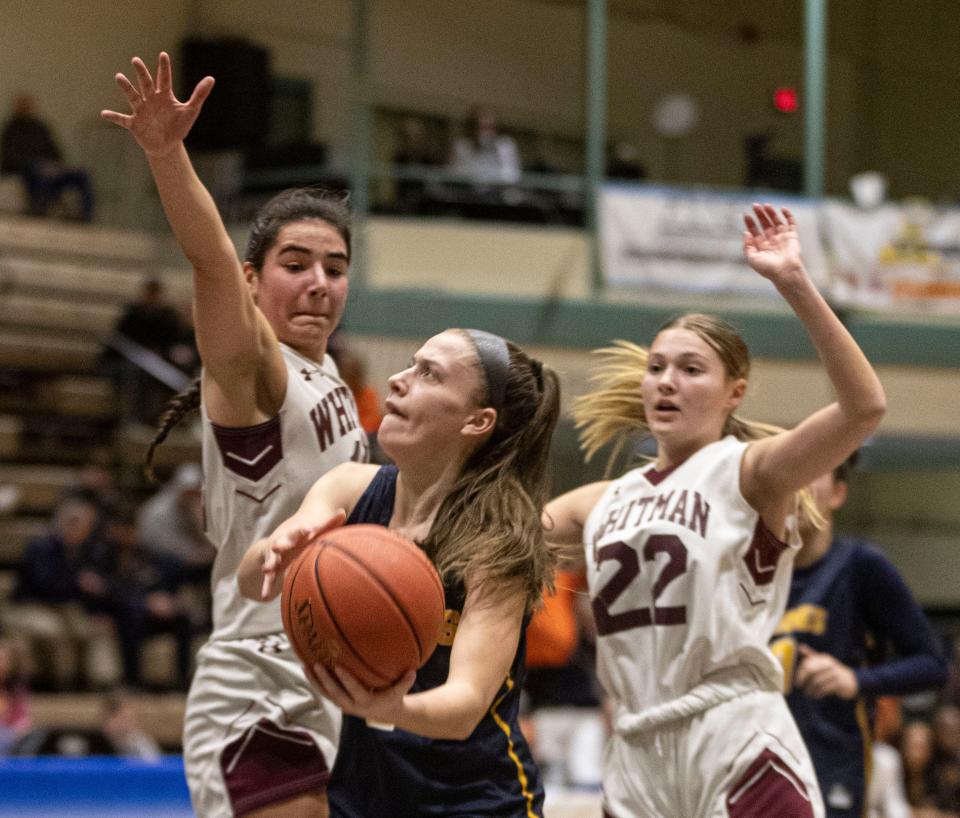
<box><xmin>0</xmin><ymin>293</ymin><xmax>119</xmax><ymax>338</ymax></box>
<box><xmin>114</xmin><ymin>422</ymin><xmax>200</xmax><ymax>472</ymax></box>
<box><xmin>0</xmin><ymin>464</ymin><xmax>76</xmax><ymax>515</ymax></box>
<box><xmin>0</xmin><ymin>330</ymin><xmax>100</xmax><ymax>373</ymax></box>
<box><xmin>46</xmin><ymin>376</ymin><xmax>116</xmax><ymax>419</ymax></box>
<box><xmin>0</xmin><ymin>569</ymin><xmax>17</xmax><ymax>601</ymax></box>
<box><xmin>0</xmin><ymin>255</ymin><xmax>193</xmax><ymax>307</ymax></box>
<box><xmin>29</xmin><ymin>692</ymin><xmax>187</xmax><ymax>751</ymax></box>
<box><xmin>0</xmin><ymin>414</ymin><xmax>23</xmax><ymax>459</ymax></box>
<box><xmin>0</xmin><ymin>215</ymin><xmax>158</xmax><ymax>264</ymax></box>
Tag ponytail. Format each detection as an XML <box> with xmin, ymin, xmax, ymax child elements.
<box><xmin>572</xmin><ymin>338</ymin><xmax>823</xmax><ymax>527</ymax></box>
<box><xmin>144</xmin><ymin>379</ymin><xmax>201</xmax><ymax>482</ymax></box>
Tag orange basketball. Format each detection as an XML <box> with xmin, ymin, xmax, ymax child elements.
<box><xmin>281</xmin><ymin>524</ymin><xmax>446</xmax><ymax>690</ymax></box>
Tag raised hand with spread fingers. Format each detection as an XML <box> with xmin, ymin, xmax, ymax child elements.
<box><xmin>101</xmin><ymin>52</ymin><xmax>214</xmax><ymax>158</ymax></box>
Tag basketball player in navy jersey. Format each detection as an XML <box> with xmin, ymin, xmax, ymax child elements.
<box><xmin>772</xmin><ymin>453</ymin><xmax>947</xmax><ymax>817</ymax></box>
<box><xmin>544</xmin><ymin>204</ymin><xmax>886</xmax><ymax>818</ymax></box>
<box><xmin>239</xmin><ymin>328</ymin><xmax>560</xmax><ymax>817</ymax></box>
<box><xmin>103</xmin><ymin>54</ymin><xmax>367</xmax><ymax>818</ymax></box>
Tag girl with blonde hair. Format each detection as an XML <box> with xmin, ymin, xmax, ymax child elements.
<box><xmin>545</xmin><ymin>204</ymin><xmax>886</xmax><ymax>818</ymax></box>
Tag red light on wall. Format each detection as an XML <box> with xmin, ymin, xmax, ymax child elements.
<box><xmin>773</xmin><ymin>87</ymin><xmax>799</xmax><ymax>113</ymax></box>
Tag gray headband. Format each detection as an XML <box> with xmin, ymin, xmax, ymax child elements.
<box><xmin>465</xmin><ymin>329</ymin><xmax>510</xmax><ymax>414</ymax></box>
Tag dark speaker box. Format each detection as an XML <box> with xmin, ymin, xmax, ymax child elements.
<box><xmin>181</xmin><ymin>37</ymin><xmax>271</xmax><ymax>152</ymax></box>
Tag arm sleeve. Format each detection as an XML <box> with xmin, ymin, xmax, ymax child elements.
<box><xmin>853</xmin><ymin>545</ymin><xmax>948</xmax><ymax>696</ymax></box>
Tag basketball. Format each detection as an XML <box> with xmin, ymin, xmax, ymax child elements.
<box><xmin>281</xmin><ymin>524</ymin><xmax>446</xmax><ymax>690</ymax></box>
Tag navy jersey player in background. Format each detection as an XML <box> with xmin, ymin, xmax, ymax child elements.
<box><xmin>239</xmin><ymin>328</ymin><xmax>561</xmax><ymax>817</ymax></box>
<box><xmin>772</xmin><ymin>452</ymin><xmax>948</xmax><ymax>818</ymax></box>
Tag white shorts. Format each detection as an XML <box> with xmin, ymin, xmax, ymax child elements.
<box><xmin>183</xmin><ymin>633</ymin><xmax>341</xmax><ymax>818</ymax></box>
<box><xmin>602</xmin><ymin>690</ymin><xmax>824</xmax><ymax>818</ymax></box>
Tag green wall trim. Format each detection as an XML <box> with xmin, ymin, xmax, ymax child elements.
<box><xmin>844</xmin><ymin>316</ymin><xmax>960</xmax><ymax>369</ymax></box>
<box><xmin>344</xmin><ymin>288</ymin><xmax>816</xmax><ymax>359</ymax></box>
<box><xmin>859</xmin><ymin>435</ymin><xmax>960</xmax><ymax>472</ymax></box>
<box><xmin>344</xmin><ymin>287</ymin><xmax>960</xmax><ymax>366</ymax></box>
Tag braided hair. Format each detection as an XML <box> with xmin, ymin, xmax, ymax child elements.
<box><xmin>144</xmin><ymin>379</ymin><xmax>201</xmax><ymax>482</ymax></box>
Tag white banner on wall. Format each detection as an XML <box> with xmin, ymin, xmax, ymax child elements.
<box><xmin>599</xmin><ymin>185</ymin><xmax>829</xmax><ymax>300</ymax></box>
<box><xmin>823</xmin><ymin>200</ymin><xmax>960</xmax><ymax>313</ymax></box>
<box><xmin>600</xmin><ymin>185</ymin><xmax>960</xmax><ymax>314</ymax></box>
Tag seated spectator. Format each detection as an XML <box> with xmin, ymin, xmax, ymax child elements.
<box><xmin>99</xmin><ymin>277</ymin><xmax>195</xmax><ymax>425</ymax></box>
<box><xmin>902</xmin><ymin>720</ymin><xmax>939</xmax><ymax>810</ymax></box>
<box><xmin>393</xmin><ymin>116</ymin><xmax>440</xmax><ymax>214</ymax></box>
<box><xmin>104</xmin><ymin>505</ymin><xmax>195</xmax><ymax>691</ymax></box>
<box><xmin>0</xmin><ymin>93</ymin><xmax>94</xmax><ymax>221</ymax></box>
<box><xmin>449</xmin><ymin>105</ymin><xmax>521</xmax><ymax>186</ymax></box>
<box><xmin>137</xmin><ymin>463</ymin><xmax>214</xmax><ymax>585</ymax></box>
<box><xmin>0</xmin><ymin>635</ymin><xmax>30</xmax><ymax>755</ymax></box>
<box><xmin>67</xmin><ymin>463</ymin><xmax>123</xmax><ymax>518</ymax></box>
<box><xmin>5</xmin><ymin>495</ymin><xmax>119</xmax><ymax>690</ymax></box>
<box><xmin>931</xmin><ymin>705</ymin><xmax>960</xmax><ymax>813</ymax></box>
<box><xmin>101</xmin><ymin>688</ymin><xmax>161</xmax><ymax>761</ymax></box>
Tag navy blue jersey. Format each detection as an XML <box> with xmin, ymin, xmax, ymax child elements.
<box><xmin>328</xmin><ymin>465</ymin><xmax>545</xmax><ymax>817</ymax></box>
<box><xmin>772</xmin><ymin>536</ymin><xmax>946</xmax><ymax>817</ymax></box>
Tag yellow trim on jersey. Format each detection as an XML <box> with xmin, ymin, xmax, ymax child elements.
<box><xmin>489</xmin><ymin>674</ymin><xmax>541</xmax><ymax>818</ymax></box>
<box><xmin>773</xmin><ymin>604</ymin><xmax>828</xmax><ymax>637</ymax></box>
<box><xmin>855</xmin><ymin>697</ymin><xmax>872</xmax><ymax>818</ymax></box>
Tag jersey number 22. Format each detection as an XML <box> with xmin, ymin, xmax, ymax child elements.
<box><xmin>592</xmin><ymin>535</ymin><xmax>688</xmax><ymax>636</ymax></box>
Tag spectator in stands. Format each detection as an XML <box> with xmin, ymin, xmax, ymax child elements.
<box><xmin>0</xmin><ymin>634</ymin><xmax>31</xmax><ymax>754</ymax></box>
<box><xmin>605</xmin><ymin>140</ymin><xmax>647</xmax><ymax>181</ymax></box>
<box><xmin>101</xmin><ymin>688</ymin><xmax>161</xmax><ymax>761</ymax></box>
<box><xmin>6</xmin><ymin>495</ymin><xmax>119</xmax><ymax>690</ymax></box>
<box><xmin>138</xmin><ymin>463</ymin><xmax>214</xmax><ymax>583</ymax></box>
<box><xmin>99</xmin><ymin>276</ymin><xmax>194</xmax><ymax>424</ymax></box>
<box><xmin>0</xmin><ymin>93</ymin><xmax>94</xmax><ymax>221</ymax></box>
<box><xmin>938</xmin><ymin>635</ymin><xmax>960</xmax><ymax>710</ymax></box>
<box><xmin>449</xmin><ymin>105</ymin><xmax>521</xmax><ymax>186</ymax></box>
<box><xmin>103</xmin><ymin>505</ymin><xmax>195</xmax><ymax>691</ymax></box>
<box><xmin>67</xmin><ymin>463</ymin><xmax>122</xmax><ymax>518</ymax></box>
<box><xmin>392</xmin><ymin>116</ymin><xmax>440</xmax><ymax>215</ymax></box>
<box><xmin>931</xmin><ymin>706</ymin><xmax>960</xmax><ymax>813</ymax></box>
<box><xmin>902</xmin><ymin>720</ymin><xmax>939</xmax><ymax>811</ymax></box>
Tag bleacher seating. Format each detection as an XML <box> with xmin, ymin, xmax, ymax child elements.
<box><xmin>29</xmin><ymin>692</ymin><xmax>187</xmax><ymax>751</ymax></box>
<box><xmin>0</xmin><ymin>214</ymin><xmax>202</xmax><ymax>718</ymax></box>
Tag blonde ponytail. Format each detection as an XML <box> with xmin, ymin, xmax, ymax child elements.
<box><xmin>571</xmin><ymin>340</ymin><xmax>651</xmax><ymax>475</ymax></box>
<box><xmin>572</xmin><ymin>330</ymin><xmax>822</xmax><ymax>528</ymax></box>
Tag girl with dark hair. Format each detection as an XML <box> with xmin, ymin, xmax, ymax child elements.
<box><xmin>238</xmin><ymin>328</ymin><xmax>561</xmax><ymax>817</ymax></box>
<box><xmin>544</xmin><ymin>205</ymin><xmax>886</xmax><ymax>818</ymax></box>
<box><xmin>103</xmin><ymin>54</ymin><xmax>367</xmax><ymax>818</ymax></box>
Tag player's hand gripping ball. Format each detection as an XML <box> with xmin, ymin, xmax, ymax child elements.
<box><xmin>281</xmin><ymin>524</ymin><xmax>445</xmax><ymax>690</ymax></box>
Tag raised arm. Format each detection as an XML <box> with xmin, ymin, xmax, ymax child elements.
<box><xmin>740</xmin><ymin>204</ymin><xmax>886</xmax><ymax>513</ymax></box>
<box><xmin>102</xmin><ymin>53</ymin><xmax>282</xmax><ymax>425</ymax></box>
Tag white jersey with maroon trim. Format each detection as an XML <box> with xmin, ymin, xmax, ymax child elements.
<box><xmin>201</xmin><ymin>343</ymin><xmax>369</xmax><ymax>642</ymax></box>
<box><xmin>583</xmin><ymin>435</ymin><xmax>798</xmax><ymax>719</ymax></box>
